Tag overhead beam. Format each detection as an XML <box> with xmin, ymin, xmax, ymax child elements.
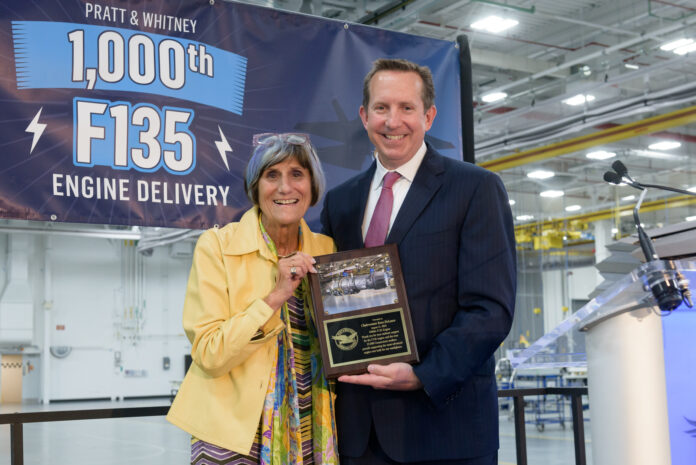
<box><xmin>514</xmin><ymin>195</ymin><xmax>696</xmax><ymax>233</ymax></box>
<box><xmin>0</xmin><ymin>222</ymin><xmax>142</xmax><ymax>240</ymax></box>
<box><xmin>481</xmin><ymin>105</ymin><xmax>696</xmax><ymax>172</ymax></box>
<box><xmin>471</xmin><ymin>48</ymin><xmax>569</xmax><ymax>79</ymax></box>
<box><xmin>358</xmin><ymin>0</ymin><xmax>417</xmax><ymax>24</ymax></box>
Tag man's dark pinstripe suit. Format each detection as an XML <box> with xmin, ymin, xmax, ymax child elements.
<box><xmin>320</xmin><ymin>145</ymin><xmax>517</xmax><ymax>463</ymax></box>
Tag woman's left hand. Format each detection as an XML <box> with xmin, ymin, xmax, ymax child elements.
<box><xmin>279</xmin><ymin>251</ymin><xmax>316</xmax><ymax>282</ymax></box>
<box><xmin>264</xmin><ymin>252</ymin><xmax>317</xmax><ymax>310</ymax></box>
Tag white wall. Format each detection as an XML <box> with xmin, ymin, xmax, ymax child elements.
<box><xmin>0</xmin><ymin>232</ymin><xmax>192</xmax><ymax>402</ymax></box>
<box><xmin>5</xmin><ymin>233</ymin><xmax>603</xmax><ymax>401</ymax></box>
<box><xmin>567</xmin><ymin>266</ymin><xmax>599</xmax><ymax>304</ymax></box>
<box><xmin>542</xmin><ymin>265</ymin><xmax>599</xmax><ymax>334</ymax></box>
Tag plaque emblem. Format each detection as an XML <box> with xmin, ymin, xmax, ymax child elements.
<box><xmin>331</xmin><ymin>328</ymin><xmax>359</xmax><ymax>351</ymax></box>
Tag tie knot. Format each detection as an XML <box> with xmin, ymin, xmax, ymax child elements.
<box><xmin>383</xmin><ymin>171</ymin><xmax>400</xmax><ymax>189</ymax></box>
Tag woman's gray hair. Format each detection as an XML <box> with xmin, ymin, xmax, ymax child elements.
<box><xmin>244</xmin><ymin>134</ymin><xmax>326</xmax><ymax>207</ymax></box>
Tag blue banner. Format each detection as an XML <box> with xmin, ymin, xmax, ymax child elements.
<box><xmin>13</xmin><ymin>21</ymin><xmax>246</xmax><ymax>114</ymax></box>
<box><xmin>0</xmin><ymin>0</ymin><xmax>462</xmax><ymax>229</ymax></box>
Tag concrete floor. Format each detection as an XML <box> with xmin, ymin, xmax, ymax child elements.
<box><xmin>0</xmin><ymin>400</ymin><xmax>592</xmax><ymax>465</ymax></box>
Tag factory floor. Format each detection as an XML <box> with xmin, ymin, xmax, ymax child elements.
<box><xmin>0</xmin><ymin>399</ymin><xmax>591</xmax><ymax>464</ymax></box>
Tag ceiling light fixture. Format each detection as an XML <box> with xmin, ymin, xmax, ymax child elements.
<box><xmin>563</xmin><ymin>94</ymin><xmax>595</xmax><ymax>106</ymax></box>
<box><xmin>624</xmin><ymin>63</ymin><xmax>639</xmax><ymax>70</ymax></box>
<box><xmin>481</xmin><ymin>91</ymin><xmax>507</xmax><ymax>103</ymax></box>
<box><xmin>565</xmin><ymin>205</ymin><xmax>581</xmax><ymax>212</ymax></box>
<box><xmin>674</xmin><ymin>42</ymin><xmax>696</xmax><ymax>55</ymax></box>
<box><xmin>686</xmin><ymin>216</ymin><xmax>696</xmax><ymax>222</ymax></box>
<box><xmin>516</xmin><ymin>214</ymin><xmax>534</xmax><ymax>221</ymax></box>
<box><xmin>632</xmin><ymin>149</ymin><xmax>686</xmax><ymax>161</ymax></box>
<box><xmin>660</xmin><ymin>38</ymin><xmax>694</xmax><ymax>52</ymax></box>
<box><xmin>527</xmin><ymin>170</ymin><xmax>555</xmax><ymax>179</ymax></box>
<box><xmin>508</xmin><ymin>199</ymin><xmax>516</xmax><ymax>206</ymax></box>
<box><xmin>648</xmin><ymin>141</ymin><xmax>681</xmax><ymax>150</ymax></box>
<box><xmin>688</xmin><ymin>186</ymin><xmax>696</xmax><ymax>193</ymax></box>
<box><xmin>586</xmin><ymin>150</ymin><xmax>616</xmax><ymax>160</ymax></box>
<box><xmin>540</xmin><ymin>190</ymin><xmax>564</xmax><ymax>198</ymax></box>
<box><xmin>621</xmin><ymin>195</ymin><xmax>636</xmax><ymax>201</ymax></box>
<box><xmin>470</xmin><ymin>16</ymin><xmax>518</xmax><ymax>33</ymax></box>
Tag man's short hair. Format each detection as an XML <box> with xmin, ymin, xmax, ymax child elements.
<box><xmin>362</xmin><ymin>58</ymin><xmax>436</xmax><ymax>111</ymax></box>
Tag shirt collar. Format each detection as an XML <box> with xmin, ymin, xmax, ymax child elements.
<box><xmin>373</xmin><ymin>141</ymin><xmax>427</xmax><ymax>188</ymax></box>
<box><xmin>221</xmin><ymin>206</ymin><xmax>313</xmax><ymax>260</ymax></box>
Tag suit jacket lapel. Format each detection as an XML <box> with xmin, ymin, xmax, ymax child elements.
<box><xmin>348</xmin><ymin>162</ymin><xmax>376</xmax><ymax>249</ymax></box>
<box><xmin>386</xmin><ymin>148</ymin><xmax>444</xmax><ymax>245</ymax></box>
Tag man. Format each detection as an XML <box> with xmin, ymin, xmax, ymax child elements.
<box><xmin>320</xmin><ymin>58</ymin><xmax>516</xmax><ymax>464</ymax></box>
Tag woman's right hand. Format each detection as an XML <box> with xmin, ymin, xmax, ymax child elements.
<box><xmin>263</xmin><ymin>252</ymin><xmax>317</xmax><ymax>310</ymax></box>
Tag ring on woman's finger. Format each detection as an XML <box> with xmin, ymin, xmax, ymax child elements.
<box><xmin>290</xmin><ymin>266</ymin><xmax>297</xmax><ymax>277</ymax></box>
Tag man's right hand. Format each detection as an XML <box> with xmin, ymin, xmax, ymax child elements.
<box><xmin>338</xmin><ymin>363</ymin><xmax>423</xmax><ymax>391</ymax></box>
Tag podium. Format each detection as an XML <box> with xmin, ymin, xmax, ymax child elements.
<box><xmin>511</xmin><ymin>259</ymin><xmax>696</xmax><ymax>465</ymax></box>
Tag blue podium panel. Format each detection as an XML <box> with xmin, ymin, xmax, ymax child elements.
<box><xmin>663</xmin><ymin>303</ymin><xmax>696</xmax><ymax>464</ymax></box>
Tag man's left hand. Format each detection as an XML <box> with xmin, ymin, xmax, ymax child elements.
<box><xmin>338</xmin><ymin>363</ymin><xmax>423</xmax><ymax>390</ymax></box>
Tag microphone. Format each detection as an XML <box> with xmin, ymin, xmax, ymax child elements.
<box><xmin>602</xmin><ymin>161</ymin><xmax>693</xmax><ymax>312</ymax></box>
<box><xmin>611</xmin><ymin>160</ymin><xmax>628</xmax><ymax>177</ymax></box>
<box><xmin>603</xmin><ymin>171</ymin><xmax>623</xmax><ymax>185</ymax></box>
<box><xmin>607</xmin><ymin>160</ymin><xmax>695</xmax><ymax>195</ymax></box>
<box><xmin>604</xmin><ymin>160</ymin><xmax>644</xmax><ymax>188</ymax></box>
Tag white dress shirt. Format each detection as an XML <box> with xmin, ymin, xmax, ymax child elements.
<box><xmin>361</xmin><ymin>142</ymin><xmax>428</xmax><ymax>241</ymax></box>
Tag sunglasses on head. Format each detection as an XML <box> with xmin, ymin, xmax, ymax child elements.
<box><xmin>252</xmin><ymin>132</ymin><xmax>311</xmax><ymax>147</ymax></box>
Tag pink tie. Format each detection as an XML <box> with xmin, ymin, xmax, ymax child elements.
<box><xmin>364</xmin><ymin>171</ymin><xmax>401</xmax><ymax>247</ymax></box>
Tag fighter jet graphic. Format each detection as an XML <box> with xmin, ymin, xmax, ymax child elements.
<box><xmin>294</xmin><ymin>99</ymin><xmax>455</xmax><ymax>171</ymax></box>
<box><xmin>687</xmin><ymin>417</ymin><xmax>696</xmax><ymax>438</ymax></box>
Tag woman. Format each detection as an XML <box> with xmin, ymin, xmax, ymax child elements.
<box><xmin>167</xmin><ymin>133</ymin><xmax>338</xmax><ymax>465</ymax></box>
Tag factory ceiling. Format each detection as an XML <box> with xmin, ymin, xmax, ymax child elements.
<box><xmin>236</xmin><ymin>0</ymin><xmax>696</xmax><ymax>250</ymax></box>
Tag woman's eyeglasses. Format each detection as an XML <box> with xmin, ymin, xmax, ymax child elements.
<box><xmin>252</xmin><ymin>132</ymin><xmax>311</xmax><ymax>147</ymax></box>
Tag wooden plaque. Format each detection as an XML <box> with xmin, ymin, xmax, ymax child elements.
<box><xmin>308</xmin><ymin>244</ymin><xmax>419</xmax><ymax>378</ymax></box>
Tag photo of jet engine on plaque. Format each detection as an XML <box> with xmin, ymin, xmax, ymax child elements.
<box><xmin>308</xmin><ymin>244</ymin><xmax>419</xmax><ymax>378</ymax></box>
<box><xmin>319</xmin><ymin>251</ymin><xmax>398</xmax><ymax>313</ymax></box>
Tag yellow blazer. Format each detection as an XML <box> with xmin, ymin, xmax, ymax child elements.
<box><xmin>166</xmin><ymin>207</ymin><xmax>335</xmax><ymax>453</ymax></box>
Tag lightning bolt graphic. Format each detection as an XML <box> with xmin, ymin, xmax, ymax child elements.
<box><xmin>26</xmin><ymin>107</ymin><xmax>47</xmax><ymax>154</ymax></box>
<box><xmin>214</xmin><ymin>125</ymin><xmax>232</xmax><ymax>171</ymax></box>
